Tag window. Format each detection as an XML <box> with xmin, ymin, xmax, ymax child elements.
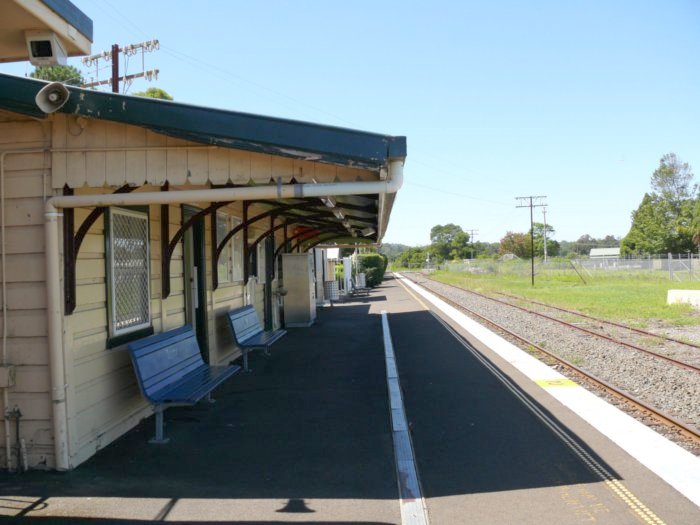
<box><xmin>257</xmin><ymin>242</ymin><xmax>266</xmax><ymax>283</ymax></box>
<box><xmin>216</xmin><ymin>214</ymin><xmax>243</xmax><ymax>284</ymax></box>
<box><xmin>216</xmin><ymin>213</ymin><xmax>231</xmax><ymax>284</ymax></box>
<box><xmin>107</xmin><ymin>207</ymin><xmax>151</xmax><ymax>339</ymax></box>
<box><xmin>232</xmin><ymin>217</ymin><xmax>244</xmax><ymax>282</ymax></box>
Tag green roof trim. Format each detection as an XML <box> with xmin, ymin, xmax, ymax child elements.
<box><xmin>0</xmin><ymin>73</ymin><xmax>406</xmax><ymax>170</ymax></box>
<box><xmin>41</xmin><ymin>0</ymin><xmax>93</xmax><ymax>41</ymax></box>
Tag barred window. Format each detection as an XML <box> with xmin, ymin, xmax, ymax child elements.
<box><xmin>107</xmin><ymin>208</ymin><xmax>151</xmax><ymax>337</ymax></box>
<box><xmin>257</xmin><ymin>241</ymin><xmax>266</xmax><ymax>283</ymax></box>
<box><xmin>232</xmin><ymin>217</ymin><xmax>244</xmax><ymax>282</ymax></box>
<box><xmin>216</xmin><ymin>213</ymin><xmax>232</xmax><ymax>284</ymax></box>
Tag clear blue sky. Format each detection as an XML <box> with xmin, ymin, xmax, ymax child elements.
<box><xmin>4</xmin><ymin>0</ymin><xmax>700</xmax><ymax>245</ymax></box>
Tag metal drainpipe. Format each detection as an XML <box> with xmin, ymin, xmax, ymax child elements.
<box><xmin>42</xmin><ymin>156</ymin><xmax>403</xmax><ymax>470</ymax></box>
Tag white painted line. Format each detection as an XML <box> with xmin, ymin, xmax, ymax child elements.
<box><xmin>381</xmin><ymin>310</ymin><xmax>430</xmax><ymax>525</ymax></box>
<box><xmin>395</xmin><ymin>273</ymin><xmax>700</xmax><ymax>508</ymax></box>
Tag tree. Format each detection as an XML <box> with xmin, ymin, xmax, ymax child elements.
<box><xmin>531</xmin><ymin>222</ymin><xmax>560</xmax><ymax>257</ymax></box>
<box><xmin>394</xmin><ymin>247</ymin><xmax>429</xmax><ymax>268</ymax></box>
<box><xmin>651</xmin><ymin>153</ymin><xmax>696</xmax><ymax>214</ymax></box>
<box><xmin>693</xmin><ymin>199</ymin><xmax>700</xmax><ymax>247</ymax></box>
<box><xmin>429</xmin><ymin>224</ymin><xmax>470</xmax><ymax>261</ymax></box>
<box><xmin>30</xmin><ymin>65</ymin><xmax>84</xmax><ymax>86</ymax></box>
<box><xmin>621</xmin><ymin>193</ymin><xmax>695</xmax><ymax>254</ymax></box>
<box><xmin>499</xmin><ymin>231</ymin><xmax>531</xmax><ymax>258</ymax></box>
<box><xmin>622</xmin><ymin>154</ymin><xmax>697</xmax><ymax>255</ymax></box>
<box><xmin>132</xmin><ymin>87</ymin><xmax>173</xmax><ymax>100</ymax></box>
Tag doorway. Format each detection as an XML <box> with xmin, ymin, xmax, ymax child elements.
<box><xmin>183</xmin><ymin>206</ymin><xmax>209</xmax><ymax>359</ymax></box>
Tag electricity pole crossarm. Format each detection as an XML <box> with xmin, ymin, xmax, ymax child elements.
<box><xmin>81</xmin><ymin>39</ymin><xmax>160</xmax><ymax>94</ymax></box>
<box><xmin>515</xmin><ymin>195</ymin><xmax>547</xmax><ymax>286</ymax></box>
<box><xmin>82</xmin><ymin>69</ymin><xmax>159</xmax><ymax>89</ymax></box>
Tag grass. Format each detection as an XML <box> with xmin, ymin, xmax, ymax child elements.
<box><xmin>428</xmin><ymin>269</ymin><xmax>700</xmax><ymax>327</ymax></box>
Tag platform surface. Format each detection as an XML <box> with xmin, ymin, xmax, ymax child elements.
<box><xmin>1</xmin><ymin>274</ymin><xmax>698</xmax><ymax>524</ymax></box>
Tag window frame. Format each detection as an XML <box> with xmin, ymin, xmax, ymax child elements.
<box><xmin>105</xmin><ymin>206</ymin><xmax>153</xmax><ymax>347</ymax></box>
<box><xmin>256</xmin><ymin>241</ymin><xmax>266</xmax><ymax>284</ymax></box>
<box><xmin>216</xmin><ymin>212</ymin><xmax>232</xmax><ymax>284</ymax></box>
<box><xmin>216</xmin><ymin>214</ymin><xmax>244</xmax><ymax>285</ymax></box>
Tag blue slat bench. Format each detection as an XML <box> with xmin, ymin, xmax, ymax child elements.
<box><xmin>227</xmin><ymin>305</ymin><xmax>286</xmax><ymax>372</ymax></box>
<box><xmin>128</xmin><ymin>325</ymin><xmax>241</xmax><ymax>444</ymax></box>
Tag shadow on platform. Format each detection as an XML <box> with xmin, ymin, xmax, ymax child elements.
<box><xmin>0</xmin><ymin>290</ymin><xmax>620</xmax><ymax>522</ymax></box>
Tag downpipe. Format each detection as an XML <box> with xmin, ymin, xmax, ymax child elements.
<box><xmin>44</xmin><ymin>157</ymin><xmax>403</xmax><ymax>470</ymax></box>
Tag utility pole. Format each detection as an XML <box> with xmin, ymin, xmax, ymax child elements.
<box><xmin>466</xmin><ymin>229</ymin><xmax>479</xmax><ymax>259</ymax></box>
<box><xmin>82</xmin><ymin>39</ymin><xmax>160</xmax><ymax>93</ymax></box>
<box><xmin>516</xmin><ymin>195</ymin><xmax>547</xmax><ymax>286</ymax></box>
<box><xmin>542</xmin><ymin>207</ymin><xmax>548</xmax><ymax>263</ymax></box>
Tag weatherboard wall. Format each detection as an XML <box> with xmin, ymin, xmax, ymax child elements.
<box><xmin>0</xmin><ymin>111</ymin><xmax>294</xmax><ymax>470</ymax></box>
<box><xmin>0</xmin><ymin>110</ymin><xmax>53</xmax><ymax>469</ymax></box>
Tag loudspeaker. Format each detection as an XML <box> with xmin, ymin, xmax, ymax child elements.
<box><xmin>35</xmin><ymin>82</ymin><xmax>70</xmax><ymax>114</ymax></box>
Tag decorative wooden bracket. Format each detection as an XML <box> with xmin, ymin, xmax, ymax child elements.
<box><xmin>160</xmin><ymin>196</ymin><xmax>229</xmax><ymax>298</ymax></box>
<box><xmin>212</xmin><ymin>202</ymin><xmax>321</xmax><ymax>290</ymax></box>
<box><xmin>63</xmin><ymin>184</ymin><xmax>135</xmax><ymax>315</ymax></box>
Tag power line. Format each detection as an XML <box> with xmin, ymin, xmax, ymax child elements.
<box><xmin>515</xmin><ymin>195</ymin><xmax>547</xmax><ymax>286</ymax></box>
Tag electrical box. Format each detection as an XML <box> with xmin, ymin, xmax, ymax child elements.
<box><xmin>282</xmin><ymin>253</ymin><xmax>316</xmax><ymax>327</ymax></box>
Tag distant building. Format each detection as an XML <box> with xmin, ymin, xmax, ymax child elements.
<box><xmin>589</xmin><ymin>248</ymin><xmax>620</xmax><ymax>259</ymax></box>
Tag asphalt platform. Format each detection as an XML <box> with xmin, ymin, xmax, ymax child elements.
<box><xmin>0</xmin><ymin>274</ymin><xmax>698</xmax><ymax>524</ymax></box>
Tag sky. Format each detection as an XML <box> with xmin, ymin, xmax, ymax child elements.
<box><xmin>3</xmin><ymin>0</ymin><xmax>700</xmax><ymax>246</ymax></box>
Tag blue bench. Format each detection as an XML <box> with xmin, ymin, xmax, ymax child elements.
<box><xmin>227</xmin><ymin>305</ymin><xmax>286</xmax><ymax>371</ymax></box>
<box><xmin>128</xmin><ymin>325</ymin><xmax>241</xmax><ymax>444</ymax></box>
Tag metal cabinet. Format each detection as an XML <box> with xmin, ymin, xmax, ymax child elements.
<box><xmin>282</xmin><ymin>253</ymin><xmax>316</xmax><ymax>327</ymax></box>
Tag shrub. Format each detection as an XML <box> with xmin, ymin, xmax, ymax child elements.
<box><xmin>358</xmin><ymin>253</ymin><xmax>387</xmax><ymax>287</ymax></box>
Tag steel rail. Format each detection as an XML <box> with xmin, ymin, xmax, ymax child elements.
<box><xmin>404</xmin><ymin>274</ymin><xmax>700</xmax><ymax>445</ymax></box>
<box><xmin>417</xmin><ymin>274</ymin><xmax>700</xmax><ymax>374</ymax></box>
<box><xmin>493</xmin><ymin>290</ymin><xmax>700</xmax><ymax>350</ymax></box>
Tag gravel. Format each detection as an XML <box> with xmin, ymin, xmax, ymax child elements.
<box><xmin>402</xmin><ymin>272</ymin><xmax>700</xmax><ymax>452</ymax></box>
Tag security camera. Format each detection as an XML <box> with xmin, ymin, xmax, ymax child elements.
<box><xmin>25</xmin><ymin>31</ymin><xmax>67</xmax><ymax>66</ymax></box>
<box><xmin>35</xmin><ymin>82</ymin><xmax>70</xmax><ymax>114</ymax></box>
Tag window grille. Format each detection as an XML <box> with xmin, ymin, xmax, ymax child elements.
<box><xmin>257</xmin><ymin>242</ymin><xmax>266</xmax><ymax>283</ymax></box>
<box><xmin>108</xmin><ymin>208</ymin><xmax>151</xmax><ymax>336</ymax></box>
<box><xmin>232</xmin><ymin>218</ymin><xmax>243</xmax><ymax>282</ymax></box>
<box><xmin>216</xmin><ymin>213</ymin><xmax>231</xmax><ymax>283</ymax></box>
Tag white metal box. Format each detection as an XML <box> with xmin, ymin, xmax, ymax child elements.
<box><xmin>282</xmin><ymin>253</ymin><xmax>317</xmax><ymax>327</ymax></box>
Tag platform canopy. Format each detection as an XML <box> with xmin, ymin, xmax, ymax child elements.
<box><xmin>0</xmin><ymin>73</ymin><xmax>406</xmax><ymax>244</ymax></box>
<box><xmin>0</xmin><ymin>0</ymin><xmax>93</xmax><ymax>63</ymax></box>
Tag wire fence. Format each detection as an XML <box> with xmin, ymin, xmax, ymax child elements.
<box><xmin>396</xmin><ymin>253</ymin><xmax>700</xmax><ymax>282</ymax></box>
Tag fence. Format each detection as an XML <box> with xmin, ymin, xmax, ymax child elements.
<box><xmin>432</xmin><ymin>253</ymin><xmax>700</xmax><ymax>282</ymax></box>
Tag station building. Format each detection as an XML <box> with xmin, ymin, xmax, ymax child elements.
<box><xmin>0</xmin><ymin>0</ymin><xmax>406</xmax><ymax>470</ymax></box>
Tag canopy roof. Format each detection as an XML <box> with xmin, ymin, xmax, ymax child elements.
<box><xmin>0</xmin><ymin>73</ymin><xmax>406</xmax><ymax>244</ymax></box>
<box><xmin>0</xmin><ymin>0</ymin><xmax>92</xmax><ymax>62</ymax></box>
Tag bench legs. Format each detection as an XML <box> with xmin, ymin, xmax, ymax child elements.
<box><xmin>242</xmin><ymin>346</ymin><xmax>270</xmax><ymax>372</ymax></box>
<box><xmin>149</xmin><ymin>406</ymin><xmax>170</xmax><ymax>445</ymax></box>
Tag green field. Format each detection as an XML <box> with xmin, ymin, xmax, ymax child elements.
<box><xmin>426</xmin><ymin>269</ymin><xmax>700</xmax><ymax>327</ymax></box>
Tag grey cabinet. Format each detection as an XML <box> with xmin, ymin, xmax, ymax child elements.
<box><xmin>282</xmin><ymin>253</ymin><xmax>316</xmax><ymax>327</ymax></box>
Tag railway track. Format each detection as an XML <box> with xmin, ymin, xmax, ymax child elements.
<box><xmin>494</xmin><ymin>291</ymin><xmax>700</xmax><ymax>350</ymax></box>
<box><xmin>400</xmin><ymin>273</ymin><xmax>700</xmax><ymax>448</ymax></box>
<box><xmin>416</xmin><ymin>273</ymin><xmax>700</xmax><ymax>374</ymax></box>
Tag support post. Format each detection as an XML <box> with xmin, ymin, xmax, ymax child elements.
<box><xmin>149</xmin><ymin>406</ymin><xmax>169</xmax><ymax>444</ymax></box>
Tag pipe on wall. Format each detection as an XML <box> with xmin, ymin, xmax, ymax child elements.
<box><xmin>43</xmin><ymin>158</ymin><xmax>403</xmax><ymax>469</ymax></box>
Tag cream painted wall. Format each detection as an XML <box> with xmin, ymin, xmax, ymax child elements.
<box><xmin>2</xmin><ymin>112</ymin><xmax>329</xmax><ymax>470</ymax></box>
<box><xmin>0</xmin><ymin>111</ymin><xmax>53</xmax><ymax>468</ymax></box>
